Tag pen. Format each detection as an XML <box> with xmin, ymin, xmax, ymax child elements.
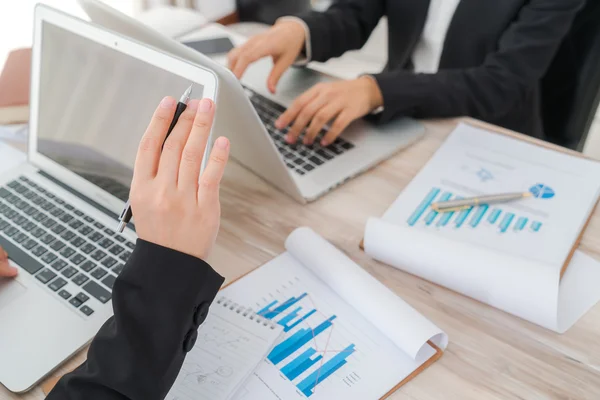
<box><xmin>116</xmin><ymin>84</ymin><xmax>193</xmax><ymax>233</ymax></box>
<box><xmin>431</xmin><ymin>191</ymin><xmax>532</xmax><ymax>212</ymax></box>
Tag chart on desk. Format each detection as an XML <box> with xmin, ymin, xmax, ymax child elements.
<box><xmin>222</xmin><ymin>253</ymin><xmax>424</xmax><ymax>400</ymax></box>
<box><xmin>384</xmin><ymin>124</ymin><xmax>600</xmax><ymax>267</ymax></box>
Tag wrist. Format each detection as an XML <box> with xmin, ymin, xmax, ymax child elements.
<box><xmin>275</xmin><ymin>17</ymin><xmax>310</xmax><ymax>59</ymax></box>
<box><xmin>359</xmin><ymin>76</ymin><xmax>384</xmax><ymax>111</ymax></box>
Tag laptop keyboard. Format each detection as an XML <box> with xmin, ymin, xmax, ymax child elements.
<box><xmin>0</xmin><ymin>176</ymin><xmax>135</xmax><ymax>317</ymax></box>
<box><xmin>243</xmin><ymin>86</ymin><xmax>355</xmax><ymax>176</ymax></box>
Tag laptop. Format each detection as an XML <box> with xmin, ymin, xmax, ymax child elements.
<box><xmin>0</xmin><ymin>5</ymin><xmax>218</xmax><ymax>393</ymax></box>
<box><xmin>78</xmin><ymin>0</ymin><xmax>426</xmax><ymax>203</ymax></box>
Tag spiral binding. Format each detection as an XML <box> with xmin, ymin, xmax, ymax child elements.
<box><xmin>216</xmin><ymin>296</ymin><xmax>278</xmax><ymax>330</ymax></box>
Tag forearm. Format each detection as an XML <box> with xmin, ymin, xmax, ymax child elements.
<box><xmin>47</xmin><ymin>239</ymin><xmax>225</xmax><ymax>400</ymax></box>
<box><xmin>296</xmin><ymin>0</ymin><xmax>385</xmax><ymax>62</ymax></box>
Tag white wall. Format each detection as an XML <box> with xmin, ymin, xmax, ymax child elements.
<box><xmin>0</xmin><ymin>0</ymin><xmax>137</xmax><ymax>68</ymax></box>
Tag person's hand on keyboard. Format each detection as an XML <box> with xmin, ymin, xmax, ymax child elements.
<box><xmin>130</xmin><ymin>97</ymin><xmax>230</xmax><ymax>261</ymax></box>
<box><xmin>275</xmin><ymin>77</ymin><xmax>384</xmax><ymax>146</ymax></box>
<box><xmin>0</xmin><ymin>245</ymin><xmax>18</xmax><ymax>278</ymax></box>
<box><xmin>228</xmin><ymin>19</ymin><xmax>306</xmax><ymax>94</ymax></box>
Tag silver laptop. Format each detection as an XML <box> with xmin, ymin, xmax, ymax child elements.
<box><xmin>78</xmin><ymin>0</ymin><xmax>425</xmax><ymax>203</ymax></box>
<box><xmin>0</xmin><ymin>5</ymin><xmax>219</xmax><ymax>392</ymax></box>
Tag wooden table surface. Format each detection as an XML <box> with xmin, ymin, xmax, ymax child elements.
<box><xmin>2</xmin><ymin>118</ymin><xmax>600</xmax><ymax>400</ymax></box>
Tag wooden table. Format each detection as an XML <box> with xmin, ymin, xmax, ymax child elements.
<box><xmin>2</xmin><ymin>118</ymin><xmax>600</xmax><ymax>400</ymax></box>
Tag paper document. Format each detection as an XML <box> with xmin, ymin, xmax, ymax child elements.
<box><xmin>364</xmin><ymin>123</ymin><xmax>600</xmax><ymax>332</ymax></box>
<box><xmin>222</xmin><ymin>227</ymin><xmax>447</xmax><ymax>400</ymax></box>
<box><xmin>0</xmin><ymin>140</ymin><xmax>26</xmax><ymax>173</ymax></box>
<box><xmin>166</xmin><ymin>297</ymin><xmax>283</xmax><ymax>400</ymax></box>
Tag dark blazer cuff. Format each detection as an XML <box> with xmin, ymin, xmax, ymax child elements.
<box><xmin>120</xmin><ymin>239</ymin><xmax>225</xmax><ymax>310</ymax></box>
<box><xmin>371</xmin><ymin>71</ymin><xmax>435</xmax><ymax>124</ymax></box>
<box><xmin>297</xmin><ymin>12</ymin><xmax>332</xmax><ymax>62</ymax></box>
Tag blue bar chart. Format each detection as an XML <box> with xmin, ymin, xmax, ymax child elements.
<box><xmin>407</xmin><ymin>187</ymin><xmax>544</xmax><ymax>234</ymax></box>
<box><xmin>259</xmin><ymin>293</ymin><xmax>357</xmax><ymax>397</ymax></box>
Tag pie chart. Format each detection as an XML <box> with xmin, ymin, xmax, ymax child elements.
<box><xmin>529</xmin><ymin>183</ymin><xmax>555</xmax><ymax>199</ymax></box>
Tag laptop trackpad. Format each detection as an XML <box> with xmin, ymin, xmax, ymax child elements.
<box><xmin>0</xmin><ymin>278</ymin><xmax>27</xmax><ymax>311</ymax></box>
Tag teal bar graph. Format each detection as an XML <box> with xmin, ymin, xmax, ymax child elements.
<box><xmin>469</xmin><ymin>205</ymin><xmax>488</xmax><ymax>228</ymax></box>
<box><xmin>297</xmin><ymin>344</ymin><xmax>356</xmax><ymax>397</ymax></box>
<box><xmin>409</xmin><ymin>189</ymin><xmax>541</xmax><ymax>235</ymax></box>
<box><xmin>437</xmin><ymin>195</ymin><xmax>461</xmax><ymax>227</ymax></box>
<box><xmin>424</xmin><ymin>192</ymin><xmax>451</xmax><ymax>225</ymax></box>
<box><xmin>499</xmin><ymin>213</ymin><xmax>515</xmax><ymax>233</ymax></box>
<box><xmin>278</xmin><ymin>307</ymin><xmax>302</xmax><ymax>327</ymax></box>
<box><xmin>281</xmin><ymin>348</ymin><xmax>324</xmax><ymax>380</ymax></box>
<box><xmin>531</xmin><ymin>221</ymin><xmax>542</xmax><ymax>232</ymax></box>
<box><xmin>407</xmin><ymin>188</ymin><xmax>440</xmax><ymax>226</ymax></box>
<box><xmin>514</xmin><ymin>217</ymin><xmax>528</xmax><ymax>231</ymax></box>
<box><xmin>455</xmin><ymin>206</ymin><xmax>473</xmax><ymax>228</ymax></box>
<box><xmin>488</xmin><ymin>208</ymin><xmax>501</xmax><ymax>224</ymax></box>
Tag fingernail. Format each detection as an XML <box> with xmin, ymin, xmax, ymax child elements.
<box><xmin>321</xmin><ymin>140</ymin><xmax>328</xmax><ymax>146</ymax></box>
<box><xmin>215</xmin><ymin>136</ymin><xmax>229</xmax><ymax>149</ymax></box>
<box><xmin>199</xmin><ymin>98</ymin><xmax>213</xmax><ymax>113</ymax></box>
<box><xmin>286</xmin><ymin>134</ymin><xmax>295</xmax><ymax>144</ymax></box>
<box><xmin>186</xmin><ymin>99</ymin><xmax>200</xmax><ymax>112</ymax></box>
<box><xmin>160</xmin><ymin>96</ymin><xmax>176</xmax><ymax>108</ymax></box>
<box><xmin>275</xmin><ymin>119</ymin><xmax>283</xmax><ymax>129</ymax></box>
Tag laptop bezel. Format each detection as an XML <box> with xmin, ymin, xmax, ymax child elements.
<box><xmin>28</xmin><ymin>5</ymin><xmax>219</xmax><ymax>216</ymax></box>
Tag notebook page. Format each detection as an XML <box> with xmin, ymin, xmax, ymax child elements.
<box><xmin>222</xmin><ymin>233</ymin><xmax>446</xmax><ymax>400</ymax></box>
<box><xmin>166</xmin><ymin>298</ymin><xmax>282</xmax><ymax>400</ymax></box>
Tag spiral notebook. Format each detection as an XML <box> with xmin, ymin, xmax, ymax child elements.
<box><xmin>165</xmin><ymin>297</ymin><xmax>284</xmax><ymax>400</ymax></box>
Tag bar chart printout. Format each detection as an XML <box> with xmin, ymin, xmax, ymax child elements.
<box><xmin>406</xmin><ymin>187</ymin><xmax>543</xmax><ymax>234</ymax></box>
<box><xmin>258</xmin><ymin>293</ymin><xmax>356</xmax><ymax>397</ymax></box>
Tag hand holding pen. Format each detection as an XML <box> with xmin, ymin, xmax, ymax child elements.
<box><xmin>117</xmin><ymin>85</ymin><xmax>193</xmax><ymax>232</ymax></box>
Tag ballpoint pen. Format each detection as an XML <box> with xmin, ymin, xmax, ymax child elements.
<box><xmin>431</xmin><ymin>191</ymin><xmax>532</xmax><ymax>212</ymax></box>
<box><xmin>116</xmin><ymin>84</ymin><xmax>193</xmax><ymax>233</ymax></box>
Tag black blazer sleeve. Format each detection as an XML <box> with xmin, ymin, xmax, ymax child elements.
<box><xmin>46</xmin><ymin>239</ymin><xmax>225</xmax><ymax>400</ymax></box>
<box><xmin>371</xmin><ymin>0</ymin><xmax>585</xmax><ymax>124</ymax></box>
<box><xmin>298</xmin><ymin>0</ymin><xmax>385</xmax><ymax>62</ymax></box>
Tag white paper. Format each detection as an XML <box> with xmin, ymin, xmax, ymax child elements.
<box><xmin>0</xmin><ymin>140</ymin><xmax>26</xmax><ymax>173</ymax></box>
<box><xmin>166</xmin><ymin>298</ymin><xmax>283</xmax><ymax>400</ymax></box>
<box><xmin>365</xmin><ymin>219</ymin><xmax>559</xmax><ymax>330</ymax></box>
<box><xmin>221</xmin><ymin>228</ymin><xmax>447</xmax><ymax>400</ymax></box>
<box><xmin>0</xmin><ymin>124</ymin><xmax>28</xmax><ymax>143</ymax></box>
<box><xmin>557</xmin><ymin>251</ymin><xmax>600</xmax><ymax>333</ymax></box>
<box><xmin>286</xmin><ymin>227</ymin><xmax>447</xmax><ymax>362</ymax></box>
<box><xmin>363</xmin><ymin>123</ymin><xmax>600</xmax><ymax>332</ymax></box>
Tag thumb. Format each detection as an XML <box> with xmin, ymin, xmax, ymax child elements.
<box><xmin>0</xmin><ymin>260</ymin><xmax>18</xmax><ymax>278</ymax></box>
<box><xmin>268</xmin><ymin>55</ymin><xmax>294</xmax><ymax>94</ymax></box>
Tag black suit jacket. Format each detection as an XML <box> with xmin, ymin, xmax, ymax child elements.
<box><xmin>298</xmin><ymin>0</ymin><xmax>585</xmax><ymax>138</ymax></box>
<box><xmin>47</xmin><ymin>240</ymin><xmax>224</xmax><ymax>400</ymax></box>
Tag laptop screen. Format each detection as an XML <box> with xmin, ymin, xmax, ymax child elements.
<box><xmin>36</xmin><ymin>22</ymin><xmax>203</xmax><ymax>201</ymax></box>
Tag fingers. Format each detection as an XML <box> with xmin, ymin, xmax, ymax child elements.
<box><xmin>157</xmin><ymin>99</ymin><xmax>200</xmax><ymax>183</ymax></box>
<box><xmin>133</xmin><ymin>97</ymin><xmax>177</xmax><ymax>181</ymax></box>
<box><xmin>321</xmin><ymin>111</ymin><xmax>354</xmax><ymax>146</ymax></box>
<box><xmin>288</xmin><ymin>95</ymin><xmax>328</xmax><ymax>145</ymax></box>
<box><xmin>267</xmin><ymin>54</ymin><xmax>294</xmax><ymax>94</ymax></box>
<box><xmin>0</xmin><ymin>249</ymin><xmax>17</xmax><ymax>277</ymax></box>
<box><xmin>178</xmin><ymin>99</ymin><xmax>215</xmax><ymax>190</ymax></box>
<box><xmin>230</xmin><ymin>40</ymin><xmax>268</xmax><ymax>80</ymax></box>
<box><xmin>198</xmin><ymin>137</ymin><xmax>230</xmax><ymax>202</ymax></box>
<box><xmin>304</xmin><ymin>103</ymin><xmax>343</xmax><ymax>145</ymax></box>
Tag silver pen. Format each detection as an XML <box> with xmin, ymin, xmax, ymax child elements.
<box><xmin>116</xmin><ymin>85</ymin><xmax>193</xmax><ymax>233</ymax></box>
<box><xmin>431</xmin><ymin>192</ymin><xmax>532</xmax><ymax>212</ymax></box>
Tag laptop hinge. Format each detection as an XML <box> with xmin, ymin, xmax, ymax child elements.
<box><xmin>37</xmin><ymin>170</ymin><xmax>135</xmax><ymax>232</ymax></box>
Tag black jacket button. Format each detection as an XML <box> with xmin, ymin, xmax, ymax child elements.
<box><xmin>193</xmin><ymin>302</ymin><xmax>210</xmax><ymax>327</ymax></box>
<box><xmin>183</xmin><ymin>329</ymin><xmax>198</xmax><ymax>353</ymax></box>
